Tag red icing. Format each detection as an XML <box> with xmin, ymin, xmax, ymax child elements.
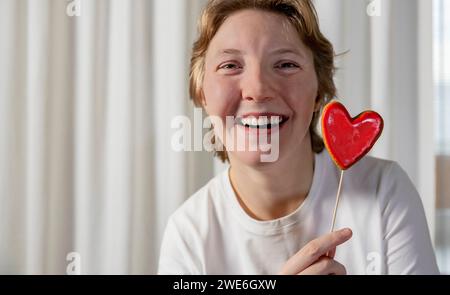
<box><xmin>321</xmin><ymin>101</ymin><xmax>384</xmax><ymax>170</ymax></box>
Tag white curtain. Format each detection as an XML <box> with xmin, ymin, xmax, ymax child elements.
<box><xmin>0</xmin><ymin>0</ymin><xmax>435</xmax><ymax>274</ymax></box>
<box><xmin>0</xmin><ymin>0</ymin><xmax>209</xmax><ymax>275</ymax></box>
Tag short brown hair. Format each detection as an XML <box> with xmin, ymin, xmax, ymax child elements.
<box><xmin>189</xmin><ymin>0</ymin><xmax>336</xmax><ymax>162</ymax></box>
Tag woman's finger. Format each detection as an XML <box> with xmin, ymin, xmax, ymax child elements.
<box><xmin>327</xmin><ymin>246</ymin><xmax>336</xmax><ymax>258</ymax></box>
<box><xmin>279</xmin><ymin>228</ymin><xmax>352</xmax><ymax>274</ymax></box>
<box><xmin>298</xmin><ymin>256</ymin><xmax>347</xmax><ymax>275</ymax></box>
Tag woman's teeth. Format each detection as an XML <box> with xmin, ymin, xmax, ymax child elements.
<box><xmin>237</xmin><ymin>116</ymin><xmax>285</xmax><ymax>129</ymax></box>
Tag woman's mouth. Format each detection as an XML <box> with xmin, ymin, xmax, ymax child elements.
<box><xmin>235</xmin><ymin>114</ymin><xmax>289</xmax><ymax>130</ymax></box>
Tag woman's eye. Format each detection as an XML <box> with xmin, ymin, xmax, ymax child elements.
<box><xmin>276</xmin><ymin>62</ymin><xmax>300</xmax><ymax>69</ymax></box>
<box><xmin>219</xmin><ymin>63</ymin><xmax>240</xmax><ymax>70</ymax></box>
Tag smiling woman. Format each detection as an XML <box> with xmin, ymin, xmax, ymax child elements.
<box><xmin>189</xmin><ymin>0</ymin><xmax>336</xmax><ymax>164</ymax></box>
<box><xmin>202</xmin><ymin>9</ymin><xmax>319</xmax><ymax>168</ymax></box>
<box><xmin>158</xmin><ymin>0</ymin><xmax>439</xmax><ymax>275</ymax></box>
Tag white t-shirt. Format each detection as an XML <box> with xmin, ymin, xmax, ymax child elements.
<box><xmin>158</xmin><ymin>150</ymin><xmax>439</xmax><ymax>275</ymax></box>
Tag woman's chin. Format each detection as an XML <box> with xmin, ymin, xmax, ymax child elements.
<box><xmin>229</xmin><ymin>149</ymin><xmax>281</xmax><ymax>166</ymax></box>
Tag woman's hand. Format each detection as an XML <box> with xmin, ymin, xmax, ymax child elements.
<box><xmin>278</xmin><ymin>228</ymin><xmax>353</xmax><ymax>275</ymax></box>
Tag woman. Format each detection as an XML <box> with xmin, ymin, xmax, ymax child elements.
<box><xmin>158</xmin><ymin>0</ymin><xmax>439</xmax><ymax>275</ymax></box>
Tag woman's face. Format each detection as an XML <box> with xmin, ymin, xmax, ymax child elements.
<box><xmin>202</xmin><ymin>9</ymin><xmax>319</xmax><ymax>166</ymax></box>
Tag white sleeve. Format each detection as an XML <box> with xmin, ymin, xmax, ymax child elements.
<box><xmin>380</xmin><ymin>162</ymin><xmax>440</xmax><ymax>274</ymax></box>
<box><xmin>157</xmin><ymin>216</ymin><xmax>203</xmax><ymax>275</ymax></box>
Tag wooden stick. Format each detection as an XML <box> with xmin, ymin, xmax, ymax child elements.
<box><xmin>329</xmin><ymin>169</ymin><xmax>344</xmax><ymax>233</ymax></box>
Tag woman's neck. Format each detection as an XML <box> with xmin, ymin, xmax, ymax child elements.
<box><xmin>228</xmin><ymin>141</ymin><xmax>315</xmax><ymax>221</ymax></box>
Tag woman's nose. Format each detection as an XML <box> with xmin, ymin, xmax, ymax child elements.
<box><xmin>241</xmin><ymin>67</ymin><xmax>274</xmax><ymax>102</ymax></box>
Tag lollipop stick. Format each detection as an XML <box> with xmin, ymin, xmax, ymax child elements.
<box><xmin>329</xmin><ymin>169</ymin><xmax>344</xmax><ymax>233</ymax></box>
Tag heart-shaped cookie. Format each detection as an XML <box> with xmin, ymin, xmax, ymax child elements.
<box><xmin>321</xmin><ymin>101</ymin><xmax>384</xmax><ymax>170</ymax></box>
